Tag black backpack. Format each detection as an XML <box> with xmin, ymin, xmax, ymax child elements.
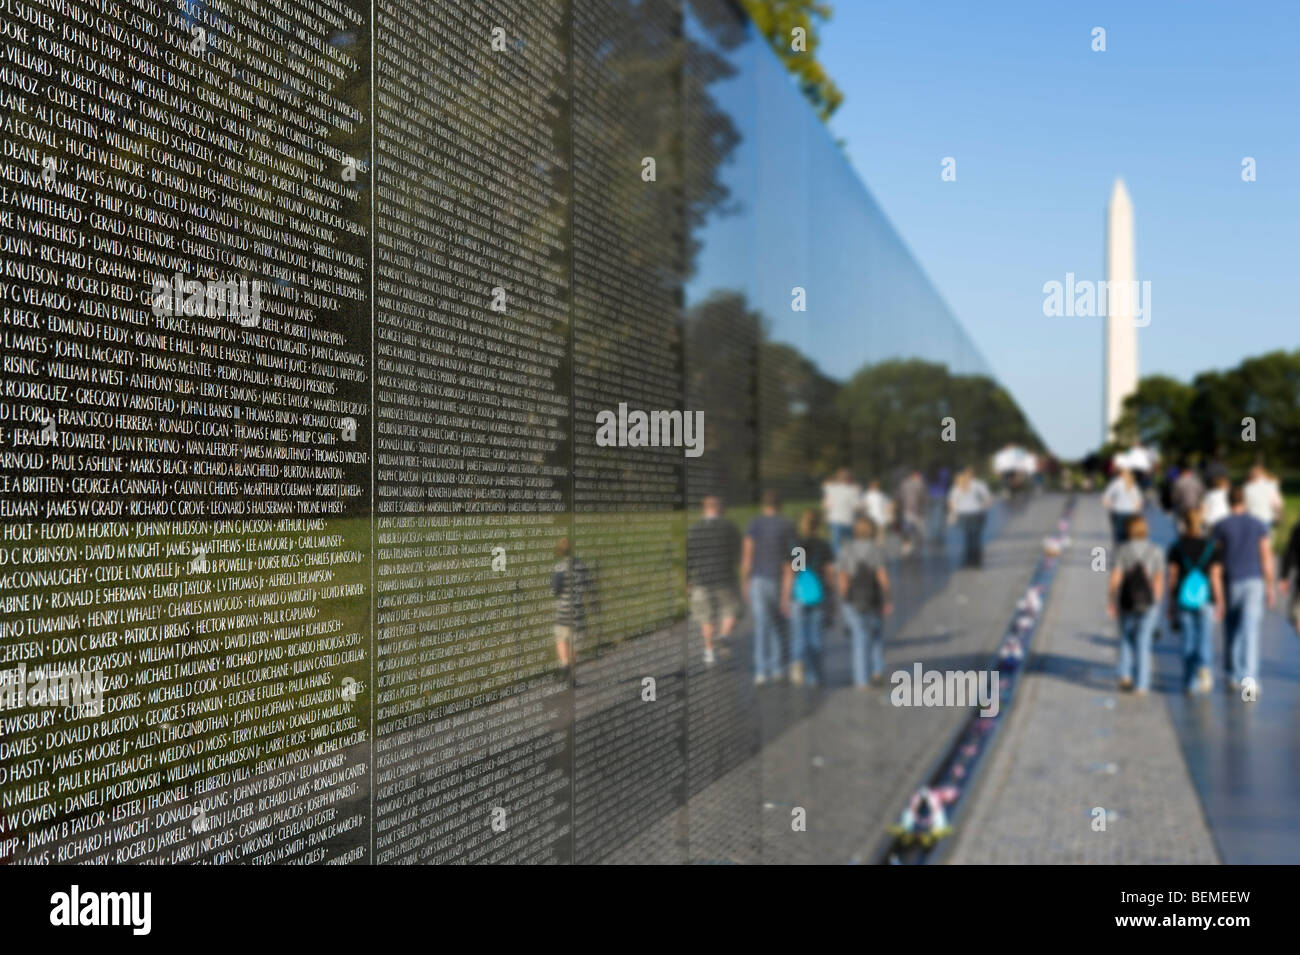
<box><xmin>847</xmin><ymin>560</ymin><xmax>883</xmax><ymax>613</ymax></box>
<box><xmin>1118</xmin><ymin>560</ymin><xmax>1154</xmax><ymax>614</ymax></box>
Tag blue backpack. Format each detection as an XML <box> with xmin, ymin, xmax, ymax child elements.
<box><xmin>1178</xmin><ymin>541</ymin><xmax>1215</xmax><ymax>610</ymax></box>
<box><xmin>793</xmin><ymin>569</ymin><xmax>824</xmax><ymax>606</ymax></box>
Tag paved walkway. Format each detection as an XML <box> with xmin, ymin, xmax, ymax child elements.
<box><xmin>949</xmin><ymin>497</ymin><xmax>1219</xmax><ymax>864</ymax></box>
<box><xmin>1158</xmin><ymin>514</ymin><xmax>1300</xmax><ymax>864</ymax></box>
<box><xmin>601</xmin><ymin>493</ymin><xmax>1066</xmax><ymax>863</ymax></box>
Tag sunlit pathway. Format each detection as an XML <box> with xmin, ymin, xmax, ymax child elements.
<box><xmin>949</xmin><ymin>498</ymin><xmax>1218</xmax><ymax>864</ymax></box>
<box><xmin>1155</xmin><ymin>512</ymin><xmax>1300</xmax><ymax>864</ymax></box>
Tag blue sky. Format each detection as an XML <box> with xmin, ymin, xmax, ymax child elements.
<box><xmin>817</xmin><ymin>0</ymin><xmax>1300</xmax><ymax>457</ymax></box>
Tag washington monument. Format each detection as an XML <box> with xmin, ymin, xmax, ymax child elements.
<box><xmin>1104</xmin><ymin>178</ymin><xmax>1139</xmax><ymax>442</ymax></box>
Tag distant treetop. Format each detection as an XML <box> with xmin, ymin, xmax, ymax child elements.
<box><xmin>739</xmin><ymin>0</ymin><xmax>844</xmax><ymax>121</ymax></box>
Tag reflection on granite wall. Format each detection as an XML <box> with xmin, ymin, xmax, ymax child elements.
<box><xmin>0</xmin><ymin>0</ymin><xmax>1036</xmax><ymax>864</ymax></box>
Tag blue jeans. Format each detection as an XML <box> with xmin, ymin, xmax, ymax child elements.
<box><xmin>1110</xmin><ymin>512</ymin><xmax>1134</xmax><ymax>545</ymax></box>
<box><xmin>842</xmin><ymin>604</ymin><xmax>884</xmax><ymax>686</ymax></box>
<box><xmin>791</xmin><ymin>601</ymin><xmax>823</xmax><ymax>684</ymax></box>
<box><xmin>1224</xmin><ymin>577</ymin><xmax>1264</xmax><ymax>685</ymax></box>
<box><xmin>1118</xmin><ymin>606</ymin><xmax>1159</xmax><ymax>691</ymax></box>
<box><xmin>959</xmin><ymin>512</ymin><xmax>985</xmax><ymax>566</ymax></box>
<box><xmin>749</xmin><ymin>577</ymin><xmax>783</xmax><ymax>679</ymax></box>
<box><xmin>830</xmin><ymin>523</ymin><xmax>852</xmax><ymax>556</ymax></box>
<box><xmin>928</xmin><ymin>498</ymin><xmax>945</xmax><ymax>540</ymax></box>
<box><xmin>1178</xmin><ymin>604</ymin><xmax>1214</xmax><ymax>691</ymax></box>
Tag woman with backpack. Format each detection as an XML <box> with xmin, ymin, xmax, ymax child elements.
<box><xmin>837</xmin><ymin>515</ymin><xmax>892</xmax><ymax>687</ymax></box>
<box><xmin>1106</xmin><ymin>514</ymin><xmax>1165</xmax><ymax>693</ymax></box>
<box><xmin>1166</xmin><ymin>508</ymin><xmax>1225</xmax><ymax>694</ymax></box>
<box><xmin>784</xmin><ymin>509</ymin><xmax>836</xmax><ymax>686</ymax></box>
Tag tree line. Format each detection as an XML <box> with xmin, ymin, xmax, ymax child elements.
<box><xmin>686</xmin><ymin>291</ymin><xmax>1045</xmax><ymax>504</ymax></box>
<box><xmin>1111</xmin><ymin>350</ymin><xmax>1300</xmax><ymax>475</ymax></box>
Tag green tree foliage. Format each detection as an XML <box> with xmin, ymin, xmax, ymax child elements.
<box><xmin>685</xmin><ymin>292</ymin><xmax>762</xmax><ymax>504</ymax></box>
<box><xmin>1114</xmin><ymin>350</ymin><xmax>1300</xmax><ymax>473</ymax></box>
<box><xmin>738</xmin><ymin>0</ymin><xmax>844</xmax><ymax>120</ymax></box>
<box><xmin>949</xmin><ymin>372</ymin><xmax>1045</xmax><ymax>460</ymax></box>
<box><xmin>758</xmin><ymin>340</ymin><xmax>844</xmax><ymax>496</ymax></box>
<box><xmin>1111</xmin><ymin>375</ymin><xmax>1195</xmax><ymax>450</ymax></box>
<box><xmin>685</xmin><ymin>292</ymin><xmax>1047</xmax><ymax>506</ymax></box>
<box><xmin>836</xmin><ymin>359</ymin><xmax>1042</xmax><ymax>480</ymax></box>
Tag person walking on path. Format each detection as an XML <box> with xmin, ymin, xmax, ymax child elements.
<box><xmin>742</xmin><ymin>489</ymin><xmax>796</xmax><ymax>686</ymax></box>
<box><xmin>822</xmin><ymin>468</ymin><xmax>861</xmax><ymax>556</ymax></box>
<box><xmin>896</xmin><ymin>469</ymin><xmax>926</xmax><ymax>557</ymax></box>
<box><xmin>1107</xmin><ymin>515</ymin><xmax>1165</xmax><ymax>694</ymax></box>
<box><xmin>552</xmin><ymin>538</ymin><xmax>593</xmax><ymax>675</ymax></box>
<box><xmin>1166</xmin><ymin>508</ymin><xmax>1224</xmax><ymax>694</ymax></box>
<box><xmin>947</xmin><ymin>468</ymin><xmax>992</xmax><ymax>567</ymax></box>
<box><xmin>927</xmin><ymin>467</ymin><xmax>952</xmax><ymax>540</ymax></box>
<box><xmin>783</xmin><ymin>509</ymin><xmax>835</xmax><ymax>686</ymax></box>
<box><xmin>1102</xmin><ymin>468</ymin><xmax>1143</xmax><ymax>544</ymax></box>
<box><xmin>1201</xmin><ymin>474</ymin><xmax>1231</xmax><ymax>529</ymax></box>
<box><xmin>686</xmin><ymin>495</ymin><xmax>741</xmax><ymax>666</ymax></box>
<box><xmin>1214</xmin><ymin>485</ymin><xmax>1277</xmax><ymax>694</ymax></box>
<box><xmin>1128</xmin><ymin>443</ymin><xmax>1155</xmax><ymax>493</ymax></box>
<box><xmin>1170</xmin><ymin>461</ymin><xmax>1206</xmax><ymax>528</ymax></box>
<box><xmin>1203</xmin><ymin>452</ymin><xmax>1230</xmax><ymax>488</ymax></box>
<box><xmin>837</xmin><ymin>515</ymin><xmax>891</xmax><ymax>687</ymax></box>
<box><xmin>1278</xmin><ymin>516</ymin><xmax>1300</xmax><ymax>633</ymax></box>
<box><xmin>862</xmin><ymin>479</ymin><xmax>892</xmax><ymax>545</ymax></box>
<box><xmin>1243</xmin><ymin>463</ymin><xmax>1283</xmax><ymax>531</ymax></box>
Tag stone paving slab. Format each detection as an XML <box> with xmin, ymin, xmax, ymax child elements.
<box><xmin>948</xmin><ymin>497</ymin><xmax>1219</xmax><ymax>865</ymax></box>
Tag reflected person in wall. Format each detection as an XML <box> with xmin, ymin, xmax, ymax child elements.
<box><xmin>687</xmin><ymin>496</ymin><xmax>742</xmax><ymax>666</ymax></box>
<box><xmin>948</xmin><ymin>468</ymin><xmax>992</xmax><ymax>568</ymax></box>
<box><xmin>862</xmin><ymin>480</ymin><xmax>893</xmax><ymax>547</ymax></box>
<box><xmin>822</xmin><ymin>467</ymin><xmax>861</xmax><ymax>556</ymax></box>
<box><xmin>782</xmin><ymin>509</ymin><xmax>836</xmax><ymax>687</ymax></box>
<box><xmin>896</xmin><ymin>469</ymin><xmax>927</xmax><ymax>557</ymax></box>
<box><xmin>742</xmin><ymin>489</ymin><xmax>796</xmax><ymax>686</ymax></box>
<box><xmin>552</xmin><ymin>538</ymin><xmax>593</xmax><ymax>678</ymax></box>
<box><xmin>837</xmin><ymin>516</ymin><xmax>892</xmax><ymax>687</ymax></box>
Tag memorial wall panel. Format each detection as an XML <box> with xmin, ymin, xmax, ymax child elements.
<box><xmin>679</xmin><ymin>0</ymin><xmax>763</xmax><ymax>864</ymax></box>
<box><xmin>372</xmin><ymin>0</ymin><xmax>572</xmax><ymax>863</ymax></box>
<box><xmin>0</xmin><ymin>0</ymin><xmax>1032</xmax><ymax>865</ymax></box>
<box><xmin>0</xmin><ymin>0</ymin><xmax>372</xmax><ymax>864</ymax></box>
<box><xmin>569</xmin><ymin>0</ymin><xmax>689</xmax><ymax>864</ymax></box>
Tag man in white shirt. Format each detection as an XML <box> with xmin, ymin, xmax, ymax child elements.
<box><xmin>1102</xmin><ymin>469</ymin><xmax>1144</xmax><ymax>543</ymax></box>
<box><xmin>1243</xmin><ymin>465</ymin><xmax>1283</xmax><ymax>530</ymax></box>
<box><xmin>1202</xmin><ymin>476</ymin><xmax>1231</xmax><ymax>529</ymax></box>
<box><xmin>1127</xmin><ymin>444</ymin><xmax>1155</xmax><ymax>492</ymax></box>
<box><xmin>822</xmin><ymin>468</ymin><xmax>861</xmax><ymax>556</ymax></box>
<box><xmin>862</xmin><ymin>480</ymin><xmax>892</xmax><ymax>543</ymax></box>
